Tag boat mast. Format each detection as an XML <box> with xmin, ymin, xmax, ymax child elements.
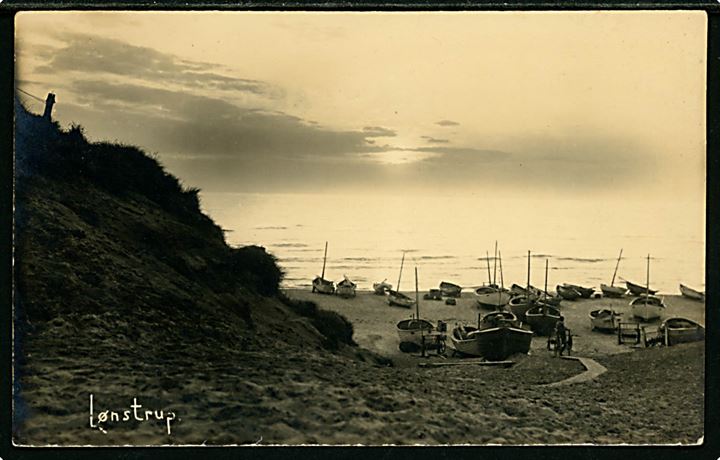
<box><xmin>321</xmin><ymin>241</ymin><xmax>328</xmax><ymax>280</ymax></box>
<box><xmin>527</xmin><ymin>250</ymin><xmax>531</xmax><ymax>294</ymax></box>
<box><xmin>415</xmin><ymin>266</ymin><xmax>420</xmax><ymax>320</ymax></box>
<box><xmin>486</xmin><ymin>251</ymin><xmax>492</xmax><ymax>286</ymax></box>
<box><xmin>397</xmin><ymin>251</ymin><xmax>406</xmax><ymax>293</ymax></box>
<box><xmin>493</xmin><ymin>240</ymin><xmax>498</xmax><ymax>286</ymax></box>
<box><xmin>544</xmin><ymin>259</ymin><xmax>549</xmax><ymax>302</ymax></box>
<box><xmin>499</xmin><ymin>250</ymin><xmax>505</xmax><ymax>290</ymax></box>
<box><xmin>645</xmin><ymin>254</ymin><xmax>650</xmax><ymax>300</ymax></box>
<box><xmin>611</xmin><ymin>248</ymin><xmax>623</xmax><ymax>287</ymax></box>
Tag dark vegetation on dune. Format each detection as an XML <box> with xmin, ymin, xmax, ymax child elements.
<box><xmin>13</xmin><ymin>98</ymin><xmax>360</xmax><ymax>368</ymax></box>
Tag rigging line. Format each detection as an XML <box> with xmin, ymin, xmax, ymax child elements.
<box><xmin>16</xmin><ymin>87</ymin><xmax>46</xmax><ymax>103</ymax></box>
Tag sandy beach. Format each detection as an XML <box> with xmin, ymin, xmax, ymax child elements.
<box><xmin>15</xmin><ymin>288</ymin><xmax>705</xmax><ymax>446</ymax></box>
<box><xmin>286</xmin><ymin>289</ymin><xmax>705</xmax><ymax>362</ymax></box>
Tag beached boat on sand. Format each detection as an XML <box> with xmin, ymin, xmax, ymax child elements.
<box><xmin>626</xmin><ymin>280</ymin><xmax>657</xmax><ymax>296</ymax></box>
<box><xmin>397</xmin><ymin>267</ymin><xmax>440</xmax><ymax>351</ymax></box>
<box><xmin>312</xmin><ymin>241</ymin><xmax>335</xmax><ymax>294</ymax></box>
<box><xmin>630</xmin><ymin>254</ymin><xmax>664</xmax><ymax>321</ymax></box>
<box><xmin>389</xmin><ymin>252</ymin><xmax>416</xmax><ymax>309</ymax></box>
<box><xmin>373</xmin><ymin>279</ymin><xmax>392</xmax><ymax>295</ymax></box>
<box><xmin>556</xmin><ymin>284</ymin><xmax>581</xmax><ymax>301</ymax></box>
<box><xmin>439</xmin><ymin>281</ymin><xmax>462</xmax><ymax>298</ymax></box>
<box><xmin>631</xmin><ymin>295</ymin><xmax>665</xmax><ymax>321</ymax></box>
<box><xmin>600</xmin><ymin>249</ymin><xmax>626</xmax><ymax>298</ymax></box>
<box><xmin>397</xmin><ymin>318</ymin><xmax>435</xmax><ymax>348</ymax></box>
<box><xmin>450</xmin><ymin>311</ymin><xmax>532</xmax><ymax>360</ymax></box>
<box><xmin>589</xmin><ymin>309</ymin><xmax>622</xmax><ymax>332</ymax></box>
<box><xmin>475</xmin><ymin>245</ymin><xmax>511</xmax><ymax>308</ymax></box>
<box><xmin>336</xmin><ymin>276</ymin><xmax>357</xmax><ymax>298</ymax></box>
<box><xmin>658</xmin><ymin>317</ymin><xmax>705</xmax><ymax>345</ymax></box>
<box><xmin>563</xmin><ymin>283</ymin><xmax>595</xmax><ymax>299</ymax></box>
<box><xmin>679</xmin><ymin>284</ymin><xmax>705</xmax><ymax>302</ymax></box>
<box><xmin>525</xmin><ymin>304</ymin><xmax>561</xmax><ymax>336</ymax></box>
<box><xmin>600</xmin><ymin>284</ymin><xmax>627</xmax><ymax>298</ymax></box>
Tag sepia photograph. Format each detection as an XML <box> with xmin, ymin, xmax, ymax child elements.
<box><xmin>12</xmin><ymin>10</ymin><xmax>707</xmax><ymax>446</ymax></box>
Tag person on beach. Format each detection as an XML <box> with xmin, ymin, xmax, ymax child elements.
<box><xmin>553</xmin><ymin>316</ymin><xmax>567</xmax><ymax>357</ymax></box>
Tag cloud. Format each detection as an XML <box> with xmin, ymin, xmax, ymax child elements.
<box><xmin>436</xmin><ymin>120</ymin><xmax>460</xmax><ymax>127</ymax></box>
<box><xmin>33</xmin><ymin>32</ymin><xmax>280</xmax><ymax>98</ymax></box>
<box><xmin>65</xmin><ymin>80</ymin><xmax>384</xmax><ymax>161</ymax></box>
<box><xmin>420</xmin><ymin>136</ymin><xmax>449</xmax><ymax>144</ymax></box>
<box><xmin>362</xmin><ymin>126</ymin><xmax>396</xmax><ymax>137</ymax></box>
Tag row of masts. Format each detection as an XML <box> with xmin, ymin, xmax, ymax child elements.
<box><xmin>319</xmin><ymin>241</ymin><xmax>654</xmax><ymax>298</ymax></box>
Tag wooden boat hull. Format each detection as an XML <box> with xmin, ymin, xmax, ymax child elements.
<box><xmin>336</xmin><ymin>286</ymin><xmax>356</xmax><ymax>298</ymax></box>
<box><xmin>388</xmin><ymin>291</ymin><xmax>415</xmax><ymax>308</ymax></box>
<box><xmin>397</xmin><ymin>318</ymin><xmax>435</xmax><ymax>347</ymax></box>
<box><xmin>630</xmin><ymin>296</ymin><xmax>665</xmax><ymax>321</ymax></box>
<box><xmin>626</xmin><ymin>281</ymin><xmax>657</xmax><ymax>296</ymax></box>
<box><xmin>600</xmin><ymin>284</ymin><xmax>627</xmax><ymax>298</ymax></box>
<box><xmin>451</xmin><ymin>325</ymin><xmax>483</xmax><ymax>356</ymax></box>
<box><xmin>589</xmin><ymin>309</ymin><xmax>621</xmax><ymax>332</ymax></box>
<box><xmin>564</xmin><ymin>284</ymin><xmax>595</xmax><ymax>299</ymax></box>
<box><xmin>473</xmin><ymin>326</ymin><xmax>533</xmax><ymax>361</ymax></box>
<box><xmin>525</xmin><ymin>305</ymin><xmax>561</xmax><ymax>336</ymax></box>
<box><xmin>508</xmin><ymin>296</ymin><xmax>532</xmax><ymax>321</ymax></box>
<box><xmin>679</xmin><ymin>284</ymin><xmax>705</xmax><ymax>302</ymax></box>
<box><xmin>475</xmin><ymin>289</ymin><xmax>512</xmax><ymax>308</ymax></box>
<box><xmin>312</xmin><ymin>277</ymin><xmax>335</xmax><ymax>294</ymax></box>
<box><xmin>557</xmin><ymin>284</ymin><xmax>581</xmax><ymax>301</ymax></box>
<box><xmin>439</xmin><ymin>281</ymin><xmax>462</xmax><ymax>298</ymax></box>
<box><xmin>659</xmin><ymin>317</ymin><xmax>705</xmax><ymax>345</ymax></box>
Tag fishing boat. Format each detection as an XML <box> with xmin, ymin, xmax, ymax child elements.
<box><xmin>631</xmin><ymin>254</ymin><xmax>665</xmax><ymax>321</ymax></box>
<box><xmin>589</xmin><ymin>309</ymin><xmax>622</xmax><ymax>332</ymax></box>
<box><xmin>336</xmin><ymin>276</ymin><xmax>357</xmax><ymax>298</ymax></box>
<box><xmin>626</xmin><ymin>280</ymin><xmax>657</xmax><ymax>296</ymax></box>
<box><xmin>373</xmin><ymin>279</ymin><xmax>392</xmax><ymax>295</ymax></box>
<box><xmin>388</xmin><ymin>252</ymin><xmax>415</xmax><ymax>309</ymax></box>
<box><xmin>396</xmin><ymin>267</ymin><xmax>437</xmax><ymax>351</ymax></box>
<box><xmin>450</xmin><ymin>311</ymin><xmax>532</xmax><ymax>360</ymax></box>
<box><xmin>556</xmin><ymin>284</ymin><xmax>581</xmax><ymax>301</ymax></box>
<box><xmin>658</xmin><ymin>317</ymin><xmax>705</xmax><ymax>345</ymax></box>
<box><xmin>311</xmin><ymin>241</ymin><xmax>335</xmax><ymax>294</ymax></box>
<box><xmin>525</xmin><ymin>260</ymin><xmax>561</xmax><ymax>336</ymax></box>
<box><xmin>563</xmin><ymin>283</ymin><xmax>595</xmax><ymax>299</ymax></box>
<box><xmin>475</xmin><ymin>247</ymin><xmax>511</xmax><ymax>308</ymax></box>
<box><xmin>631</xmin><ymin>295</ymin><xmax>665</xmax><ymax>321</ymax></box>
<box><xmin>679</xmin><ymin>283</ymin><xmax>705</xmax><ymax>302</ymax></box>
<box><xmin>600</xmin><ymin>249</ymin><xmax>627</xmax><ymax>298</ymax></box>
<box><xmin>508</xmin><ymin>251</ymin><xmax>535</xmax><ymax>321</ymax></box>
<box><xmin>525</xmin><ymin>304</ymin><xmax>561</xmax><ymax>336</ymax></box>
<box><xmin>439</xmin><ymin>281</ymin><xmax>462</xmax><ymax>298</ymax></box>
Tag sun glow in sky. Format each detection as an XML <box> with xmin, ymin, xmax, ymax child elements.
<box><xmin>15</xmin><ymin>11</ymin><xmax>706</xmax><ymax>202</ymax></box>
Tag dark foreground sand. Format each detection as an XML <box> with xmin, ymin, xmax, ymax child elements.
<box><xmin>15</xmin><ymin>291</ymin><xmax>704</xmax><ymax>445</ymax></box>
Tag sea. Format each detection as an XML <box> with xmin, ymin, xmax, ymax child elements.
<box><xmin>200</xmin><ymin>192</ymin><xmax>706</xmax><ymax>295</ymax></box>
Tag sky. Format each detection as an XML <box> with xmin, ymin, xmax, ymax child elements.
<box><xmin>14</xmin><ymin>11</ymin><xmax>707</xmax><ymax>202</ymax></box>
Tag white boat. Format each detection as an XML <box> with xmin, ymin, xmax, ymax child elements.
<box><xmin>475</xmin><ymin>247</ymin><xmax>511</xmax><ymax>308</ymax></box>
<box><xmin>336</xmin><ymin>276</ymin><xmax>357</xmax><ymax>298</ymax></box>
<box><xmin>396</xmin><ymin>267</ymin><xmax>438</xmax><ymax>351</ymax></box>
<box><xmin>658</xmin><ymin>317</ymin><xmax>705</xmax><ymax>345</ymax></box>
<box><xmin>589</xmin><ymin>309</ymin><xmax>622</xmax><ymax>332</ymax></box>
<box><xmin>631</xmin><ymin>295</ymin><xmax>665</xmax><ymax>321</ymax></box>
<box><xmin>679</xmin><ymin>283</ymin><xmax>705</xmax><ymax>302</ymax></box>
<box><xmin>312</xmin><ymin>241</ymin><xmax>335</xmax><ymax>294</ymax></box>
<box><xmin>397</xmin><ymin>318</ymin><xmax>435</xmax><ymax>348</ymax></box>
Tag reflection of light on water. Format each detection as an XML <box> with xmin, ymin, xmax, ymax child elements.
<box><xmin>202</xmin><ymin>192</ymin><xmax>705</xmax><ymax>293</ymax></box>
<box><xmin>362</xmin><ymin>150</ymin><xmax>440</xmax><ymax>165</ymax></box>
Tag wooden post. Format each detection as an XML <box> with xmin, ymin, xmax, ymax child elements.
<box><xmin>43</xmin><ymin>93</ymin><xmax>56</xmax><ymax>121</ymax></box>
